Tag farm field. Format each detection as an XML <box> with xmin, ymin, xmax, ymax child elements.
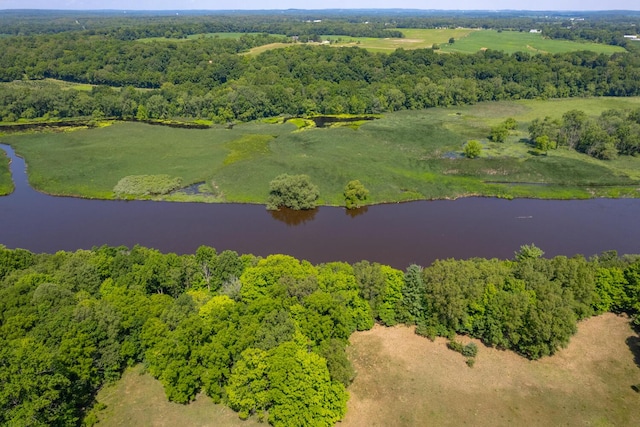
<box><xmin>89</xmin><ymin>314</ymin><xmax>640</xmax><ymax>426</ymax></box>
<box><xmin>170</xmin><ymin>28</ymin><xmax>624</xmax><ymax>55</ymax></box>
<box><xmin>344</xmin><ymin>313</ymin><xmax>640</xmax><ymax>427</ymax></box>
<box><xmin>323</xmin><ymin>28</ymin><xmax>475</xmax><ymax>52</ymax></box>
<box><xmin>3</xmin><ymin>97</ymin><xmax>640</xmax><ymax>205</ymax></box>
<box><xmin>323</xmin><ymin>28</ymin><xmax>624</xmax><ymax>54</ymax></box>
<box><xmin>440</xmin><ymin>29</ymin><xmax>626</xmax><ymax>54</ymax></box>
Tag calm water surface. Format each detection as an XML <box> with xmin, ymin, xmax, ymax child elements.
<box><xmin>1</xmin><ymin>144</ymin><xmax>639</xmax><ymax>268</ymax></box>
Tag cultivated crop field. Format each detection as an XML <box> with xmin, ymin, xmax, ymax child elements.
<box><xmin>3</xmin><ymin>97</ymin><xmax>640</xmax><ymax>205</ymax></box>
<box><xmin>344</xmin><ymin>313</ymin><xmax>640</xmax><ymax>427</ymax></box>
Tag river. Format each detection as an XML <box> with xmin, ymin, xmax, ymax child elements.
<box><xmin>1</xmin><ymin>143</ymin><xmax>639</xmax><ymax>268</ymax></box>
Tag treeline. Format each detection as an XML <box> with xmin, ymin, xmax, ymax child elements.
<box><xmin>3</xmin><ymin>42</ymin><xmax>640</xmax><ymax>123</ymax></box>
<box><xmin>0</xmin><ymin>12</ymin><xmax>403</xmax><ymax>40</ymax></box>
<box><xmin>528</xmin><ymin>108</ymin><xmax>640</xmax><ymax>159</ymax></box>
<box><xmin>1</xmin><ymin>244</ymin><xmax>639</xmax><ymax>425</ymax></box>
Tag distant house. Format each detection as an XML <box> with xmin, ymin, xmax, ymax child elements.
<box><xmin>624</xmin><ymin>35</ymin><xmax>640</xmax><ymax>40</ymax></box>
<box><xmin>529</xmin><ymin>29</ymin><xmax>541</xmax><ymax>34</ymax></box>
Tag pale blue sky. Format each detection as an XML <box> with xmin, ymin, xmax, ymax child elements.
<box><xmin>0</xmin><ymin>1</ymin><xmax>638</xmax><ymax>11</ymax></box>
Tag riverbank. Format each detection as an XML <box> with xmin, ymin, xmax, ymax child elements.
<box><xmin>2</xmin><ymin>98</ymin><xmax>640</xmax><ymax>205</ymax></box>
<box><xmin>0</xmin><ymin>148</ymin><xmax>13</xmax><ymax>195</ymax></box>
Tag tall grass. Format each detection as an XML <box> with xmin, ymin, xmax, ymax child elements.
<box><xmin>0</xmin><ymin>150</ymin><xmax>13</xmax><ymax>195</ymax></box>
<box><xmin>3</xmin><ymin>98</ymin><xmax>640</xmax><ymax>205</ymax></box>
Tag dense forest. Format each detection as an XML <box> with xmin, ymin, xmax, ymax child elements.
<box><xmin>1</xmin><ymin>244</ymin><xmax>639</xmax><ymax>426</ymax></box>
<box><xmin>2</xmin><ymin>11</ymin><xmax>640</xmax><ymax>123</ymax></box>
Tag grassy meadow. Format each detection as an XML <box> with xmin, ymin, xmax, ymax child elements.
<box><xmin>89</xmin><ymin>314</ymin><xmax>640</xmax><ymax>426</ymax></box>
<box><xmin>344</xmin><ymin>313</ymin><xmax>640</xmax><ymax>427</ymax></box>
<box><xmin>440</xmin><ymin>30</ymin><xmax>626</xmax><ymax>55</ymax></box>
<box><xmin>0</xmin><ymin>149</ymin><xmax>13</xmax><ymax>195</ymax></box>
<box><xmin>213</xmin><ymin>28</ymin><xmax>625</xmax><ymax>55</ymax></box>
<box><xmin>0</xmin><ymin>78</ymin><xmax>96</xmax><ymax>92</ymax></box>
<box><xmin>322</xmin><ymin>28</ymin><xmax>475</xmax><ymax>52</ymax></box>
<box><xmin>3</xmin><ymin>97</ymin><xmax>640</xmax><ymax>205</ymax></box>
<box><xmin>321</xmin><ymin>28</ymin><xmax>624</xmax><ymax>54</ymax></box>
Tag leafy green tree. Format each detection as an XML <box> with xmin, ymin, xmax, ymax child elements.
<box><xmin>398</xmin><ymin>264</ymin><xmax>425</xmax><ymax>324</ymax></box>
<box><xmin>535</xmin><ymin>135</ymin><xmax>552</xmax><ymax>154</ymax></box>
<box><xmin>515</xmin><ymin>244</ymin><xmax>544</xmax><ymax>261</ymax></box>
<box><xmin>267</xmin><ymin>341</ymin><xmax>347</xmax><ymax>427</ymax></box>
<box><xmin>266</xmin><ymin>174</ymin><xmax>319</xmax><ymax>211</ymax></box>
<box><xmin>226</xmin><ymin>348</ymin><xmax>270</xmax><ymax>420</ymax></box>
<box><xmin>464</xmin><ymin>140</ymin><xmax>482</xmax><ymax>158</ymax></box>
<box><xmin>343</xmin><ymin>180</ymin><xmax>369</xmax><ymax>209</ymax></box>
<box><xmin>503</xmin><ymin>117</ymin><xmax>517</xmax><ymax>130</ymax></box>
<box><xmin>489</xmin><ymin>125</ymin><xmax>509</xmax><ymax>142</ymax></box>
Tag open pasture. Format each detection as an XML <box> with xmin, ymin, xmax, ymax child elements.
<box><xmin>441</xmin><ymin>29</ymin><xmax>626</xmax><ymax>54</ymax></box>
<box><xmin>344</xmin><ymin>313</ymin><xmax>640</xmax><ymax>427</ymax></box>
<box><xmin>3</xmin><ymin>97</ymin><xmax>640</xmax><ymax>205</ymax></box>
<box><xmin>323</xmin><ymin>28</ymin><xmax>475</xmax><ymax>52</ymax></box>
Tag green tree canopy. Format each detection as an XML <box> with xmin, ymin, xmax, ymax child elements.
<box><xmin>343</xmin><ymin>180</ymin><xmax>369</xmax><ymax>209</ymax></box>
<box><xmin>266</xmin><ymin>174</ymin><xmax>319</xmax><ymax>211</ymax></box>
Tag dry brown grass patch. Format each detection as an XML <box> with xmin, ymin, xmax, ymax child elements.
<box><xmin>344</xmin><ymin>313</ymin><xmax>640</xmax><ymax>427</ymax></box>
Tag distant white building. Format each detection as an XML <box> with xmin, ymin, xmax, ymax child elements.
<box><xmin>530</xmin><ymin>29</ymin><xmax>542</xmax><ymax>34</ymax></box>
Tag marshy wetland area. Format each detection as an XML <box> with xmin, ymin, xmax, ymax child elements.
<box><xmin>3</xmin><ymin>98</ymin><xmax>640</xmax><ymax>205</ymax></box>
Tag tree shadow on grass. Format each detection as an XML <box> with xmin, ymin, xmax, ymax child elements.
<box><xmin>626</xmin><ymin>329</ymin><xmax>640</xmax><ymax>393</ymax></box>
<box><xmin>627</xmin><ymin>335</ymin><xmax>640</xmax><ymax>368</ymax></box>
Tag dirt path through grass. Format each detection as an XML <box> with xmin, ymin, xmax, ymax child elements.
<box><xmin>344</xmin><ymin>313</ymin><xmax>640</xmax><ymax>427</ymax></box>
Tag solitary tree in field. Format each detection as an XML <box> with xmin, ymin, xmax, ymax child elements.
<box><xmin>464</xmin><ymin>140</ymin><xmax>482</xmax><ymax>158</ymax></box>
<box><xmin>535</xmin><ymin>135</ymin><xmax>552</xmax><ymax>154</ymax></box>
<box><xmin>267</xmin><ymin>174</ymin><xmax>319</xmax><ymax>211</ymax></box>
<box><xmin>344</xmin><ymin>180</ymin><xmax>369</xmax><ymax>209</ymax></box>
<box><xmin>490</xmin><ymin>125</ymin><xmax>509</xmax><ymax>142</ymax></box>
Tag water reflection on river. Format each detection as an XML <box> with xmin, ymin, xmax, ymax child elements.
<box><xmin>1</xmin><ymin>144</ymin><xmax>639</xmax><ymax>268</ymax></box>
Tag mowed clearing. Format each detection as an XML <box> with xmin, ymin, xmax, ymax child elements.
<box><xmin>344</xmin><ymin>313</ymin><xmax>640</xmax><ymax>427</ymax></box>
<box><xmin>441</xmin><ymin>29</ymin><xmax>626</xmax><ymax>55</ymax></box>
<box><xmin>323</xmin><ymin>28</ymin><xmax>475</xmax><ymax>52</ymax></box>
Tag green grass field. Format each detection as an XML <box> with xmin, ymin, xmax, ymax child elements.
<box><xmin>90</xmin><ymin>365</ymin><xmax>263</xmax><ymax>427</ymax></box>
<box><xmin>440</xmin><ymin>30</ymin><xmax>626</xmax><ymax>54</ymax></box>
<box><xmin>0</xmin><ymin>78</ymin><xmax>95</xmax><ymax>92</ymax></box>
<box><xmin>0</xmin><ymin>149</ymin><xmax>13</xmax><ymax>195</ymax></box>
<box><xmin>321</xmin><ymin>28</ymin><xmax>624</xmax><ymax>55</ymax></box>
<box><xmin>236</xmin><ymin>28</ymin><xmax>625</xmax><ymax>56</ymax></box>
<box><xmin>322</xmin><ymin>28</ymin><xmax>474</xmax><ymax>52</ymax></box>
<box><xmin>3</xmin><ymin>97</ymin><xmax>640</xmax><ymax>205</ymax></box>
